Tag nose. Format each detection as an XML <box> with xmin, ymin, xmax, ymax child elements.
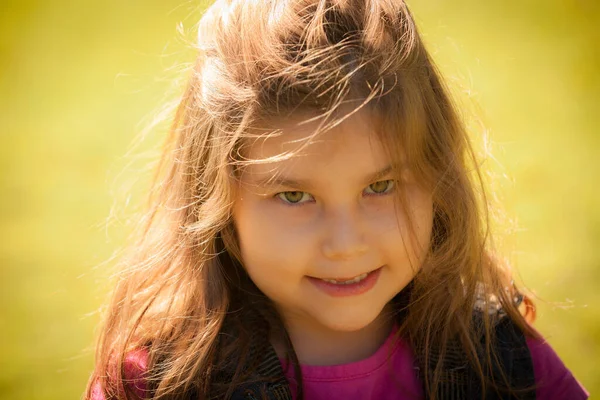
<box><xmin>321</xmin><ymin>206</ymin><xmax>369</xmax><ymax>260</ymax></box>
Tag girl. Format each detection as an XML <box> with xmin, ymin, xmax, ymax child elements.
<box><xmin>87</xmin><ymin>0</ymin><xmax>588</xmax><ymax>399</ymax></box>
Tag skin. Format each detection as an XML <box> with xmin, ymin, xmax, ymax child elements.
<box><xmin>232</xmin><ymin>111</ymin><xmax>433</xmax><ymax>365</ymax></box>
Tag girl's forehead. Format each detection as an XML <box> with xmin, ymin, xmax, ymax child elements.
<box><xmin>245</xmin><ymin>110</ymin><xmax>387</xmax><ymax>160</ymax></box>
<box><xmin>238</xmin><ymin>111</ymin><xmax>397</xmax><ymax>185</ymax></box>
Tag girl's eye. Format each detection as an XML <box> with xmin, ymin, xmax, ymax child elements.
<box><xmin>276</xmin><ymin>191</ymin><xmax>313</xmax><ymax>205</ymax></box>
<box><xmin>364</xmin><ymin>180</ymin><xmax>395</xmax><ymax>195</ymax></box>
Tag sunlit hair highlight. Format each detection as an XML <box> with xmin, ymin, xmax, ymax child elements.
<box><xmin>86</xmin><ymin>1</ymin><xmax>538</xmax><ymax>399</ymax></box>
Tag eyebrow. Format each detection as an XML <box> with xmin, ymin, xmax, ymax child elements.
<box><xmin>250</xmin><ymin>164</ymin><xmax>397</xmax><ymax>190</ymax></box>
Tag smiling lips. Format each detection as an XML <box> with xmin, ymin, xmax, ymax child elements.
<box><xmin>308</xmin><ymin>267</ymin><xmax>383</xmax><ymax>297</ymax></box>
<box><xmin>321</xmin><ymin>272</ymin><xmax>369</xmax><ymax>285</ymax></box>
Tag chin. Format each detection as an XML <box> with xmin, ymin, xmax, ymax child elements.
<box><xmin>313</xmin><ymin>304</ymin><xmax>386</xmax><ymax>333</ymax></box>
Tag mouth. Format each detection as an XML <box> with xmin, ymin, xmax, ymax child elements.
<box><xmin>307</xmin><ymin>266</ymin><xmax>383</xmax><ymax>297</ymax></box>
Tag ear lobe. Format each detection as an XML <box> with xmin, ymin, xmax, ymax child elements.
<box><xmin>519</xmin><ymin>295</ymin><xmax>537</xmax><ymax>325</ymax></box>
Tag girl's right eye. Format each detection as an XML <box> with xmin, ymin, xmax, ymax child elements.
<box><xmin>276</xmin><ymin>191</ymin><xmax>314</xmax><ymax>205</ymax></box>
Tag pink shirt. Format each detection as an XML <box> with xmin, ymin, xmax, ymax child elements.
<box><xmin>279</xmin><ymin>326</ymin><xmax>422</xmax><ymax>399</ymax></box>
<box><xmin>279</xmin><ymin>327</ymin><xmax>589</xmax><ymax>400</ymax></box>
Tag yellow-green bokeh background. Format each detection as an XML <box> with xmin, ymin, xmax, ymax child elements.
<box><xmin>1</xmin><ymin>1</ymin><xmax>598</xmax><ymax>398</ymax></box>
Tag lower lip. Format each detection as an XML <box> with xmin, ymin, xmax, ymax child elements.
<box><xmin>308</xmin><ymin>267</ymin><xmax>383</xmax><ymax>297</ymax></box>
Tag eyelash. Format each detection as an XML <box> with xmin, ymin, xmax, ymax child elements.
<box><xmin>275</xmin><ymin>179</ymin><xmax>396</xmax><ymax>206</ymax></box>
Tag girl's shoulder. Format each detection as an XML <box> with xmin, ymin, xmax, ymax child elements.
<box><xmin>484</xmin><ymin>301</ymin><xmax>588</xmax><ymax>399</ymax></box>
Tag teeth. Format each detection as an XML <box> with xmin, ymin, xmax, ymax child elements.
<box><xmin>322</xmin><ymin>272</ymin><xmax>368</xmax><ymax>285</ymax></box>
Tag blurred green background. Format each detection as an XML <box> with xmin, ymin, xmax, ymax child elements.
<box><xmin>0</xmin><ymin>0</ymin><xmax>598</xmax><ymax>398</ymax></box>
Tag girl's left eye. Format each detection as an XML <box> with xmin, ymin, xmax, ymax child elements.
<box><xmin>364</xmin><ymin>180</ymin><xmax>395</xmax><ymax>195</ymax></box>
<box><xmin>276</xmin><ymin>191</ymin><xmax>314</xmax><ymax>205</ymax></box>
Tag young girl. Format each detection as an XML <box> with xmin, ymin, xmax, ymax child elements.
<box><xmin>87</xmin><ymin>0</ymin><xmax>588</xmax><ymax>399</ymax></box>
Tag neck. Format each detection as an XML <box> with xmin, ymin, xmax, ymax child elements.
<box><xmin>273</xmin><ymin>304</ymin><xmax>395</xmax><ymax>366</ymax></box>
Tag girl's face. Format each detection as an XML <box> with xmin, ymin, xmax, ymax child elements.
<box><xmin>232</xmin><ymin>112</ymin><xmax>433</xmax><ymax>334</ymax></box>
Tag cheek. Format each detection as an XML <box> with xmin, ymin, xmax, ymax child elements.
<box><xmin>232</xmin><ymin>196</ymin><xmax>314</xmax><ymax>275</ymax></box>
<box><xmin>407</xmin><ymin>189</ymin><xmax>434</xmax><ymax>262</ymax></box>
<box><xmin>381</xmin><ymin>189</ymin><xmax>433</xmax><ymax>268</ymax></box>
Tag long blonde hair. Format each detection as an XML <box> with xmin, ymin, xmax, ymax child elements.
<box><xmin>87</xmin><ymin>1</ymin><xmax>537</xmax><ymax>399</ymax></box>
